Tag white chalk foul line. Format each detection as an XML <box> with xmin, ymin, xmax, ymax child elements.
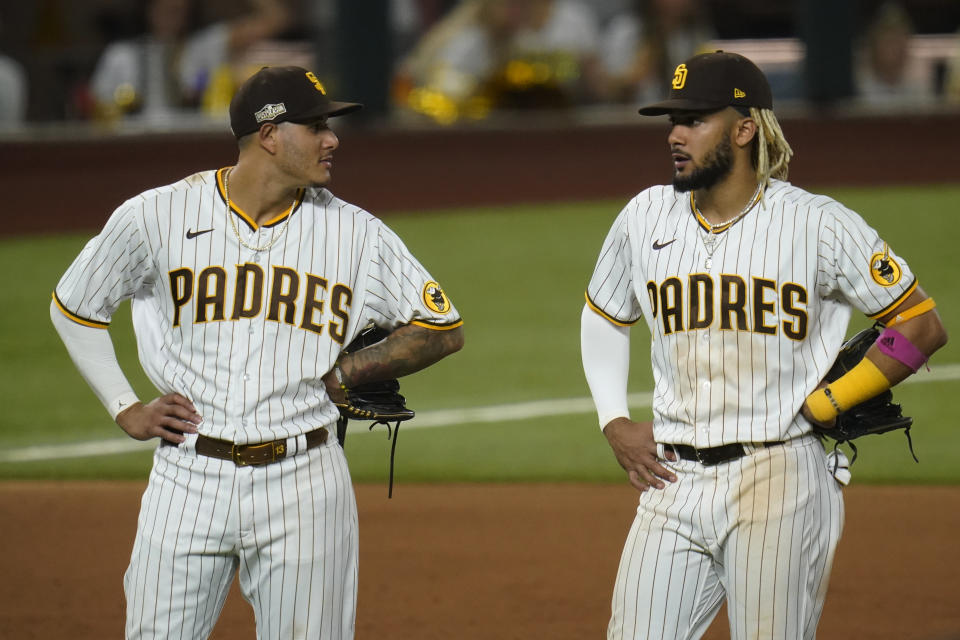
<box><xmin>1</xmin><ymin>394</ymin><xmax>655</xmax><ymax>463</ymax></box>
<box><xmin>3</xmin><ymin>364</ymin><xmax>958</xmax><ymax>464</ymax></box>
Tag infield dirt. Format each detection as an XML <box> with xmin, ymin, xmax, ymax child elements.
<box><xmin>2</xmin><ymin>482</ymin><xmax>958</xmax><ymax>639</ymax></box>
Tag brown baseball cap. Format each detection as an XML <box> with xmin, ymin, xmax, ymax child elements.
<box><xmin>638</xmin><ymin>51</ymin><xmax>772</xmax><ymax>116</ymax></box>
<box><xmin>229</xmin><ymin>66</ymin><xmax>363</xmax><ymax>138</ymax></box>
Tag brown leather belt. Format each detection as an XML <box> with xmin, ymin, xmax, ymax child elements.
<box><xmin>669</xmin><ymin>441</ymin><xmax>783</xmax><ymax>466</ymax></box>
<box><xmin>183</xmin><ymin>427</ymin><xmax>328</xmax><ymax>467</ymax></box>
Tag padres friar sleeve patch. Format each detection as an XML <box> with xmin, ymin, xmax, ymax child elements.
<box><xmin>422</xmin><ymin>281</ymin><xmax>452</xmax><ymax>314</ymax></box>
<box><xmin>869</xmin><ymin>243</ymin><xmax>903</xmax><ymax>287</ymax></box>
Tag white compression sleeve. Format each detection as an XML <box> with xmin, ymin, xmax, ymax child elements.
<box><xmin>50</xmin><ymin>300</ymin><xmax>139</xmax><ymax>420</ymax></box>
<box><xmin>580</xmin><ymin>304</ymin><xmax>631</xmax><ymax>429</ymax></box>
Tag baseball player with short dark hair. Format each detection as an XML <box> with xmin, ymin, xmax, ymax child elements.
<box><xmin>581</xmin><ymin>51</ymin><xmax>947</xmax><ymax>639</ymax></box>
<box><xmin>51</xmin><ymin>65</ymin><xmax>464</xmax><ymax>639</ymax></box>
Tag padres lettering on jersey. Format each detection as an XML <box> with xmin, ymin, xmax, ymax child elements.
<box><xmin>586</xmin><ymin>179</ymin><xmax>916</xmax><ymax>446</ymax></box>
<box><xmin>645</xmin><ymin>274</ymin><xmax>808</xmax><ymax>339</ymax></box>
<box><xmin>168</xmin><ymin>264</ymin><xmax>354</xmax><ymax>343</ymax></box>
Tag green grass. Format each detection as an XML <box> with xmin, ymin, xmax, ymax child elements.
<box><xmin>2</xmin><ymin>185</ymin><xmax>958</xmax><ymax>484</ymax></box>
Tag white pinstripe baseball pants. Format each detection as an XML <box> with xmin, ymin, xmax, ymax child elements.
<box><xmin>124</xmin><ymin>439</ymin><xmax>358</xmax><ymax>639</ymax></box>
<box><xmin>608</xmin><ymin>435</ymin><xmax>844</xmax><ymax>640</ymax></box>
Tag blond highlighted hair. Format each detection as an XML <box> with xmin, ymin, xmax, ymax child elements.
<box><xmin>749</xmin><ymin>107</ymin><xmax>793</xmax><ymax>189</ymax></box>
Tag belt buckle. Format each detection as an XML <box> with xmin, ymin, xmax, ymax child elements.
<box><xmin>694</xmin><ymin>445</ymin><xmax>726</xmax><ymax>466</ymax></box>
<box><xmin>231</xmin><ymin>441</ymin><xmax>285</xmax><ymax>466</ymax></box>
<box><xmin>231</xmin><ymin>443</ymin><xmax>249</xmax><ymax>466</ymax></box>
<box><xmin>697</xmin><ymin>444</ymin><xmax>746</xmax><ymax>466</ymax></box>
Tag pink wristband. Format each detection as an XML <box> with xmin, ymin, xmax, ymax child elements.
<box><xmin>877</xmin><ymin>328</ymin><xmax>927</xmax><ymax>373</ymax></box>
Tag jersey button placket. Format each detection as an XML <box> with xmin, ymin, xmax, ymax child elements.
<box><xmin>697</xmin><ymin>378</ymin><xmax>713</xmax><ymax>443</ymax></box>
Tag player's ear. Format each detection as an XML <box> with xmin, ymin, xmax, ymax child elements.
<box><xmin>257</xmin><ymin>123</ymin><xmax>280</xmax><ymax>154</ymax></box>
<box><xmin>733</xmin><ymin>115</ymin><xmax>758</xmax><ymax>148</ymax></box>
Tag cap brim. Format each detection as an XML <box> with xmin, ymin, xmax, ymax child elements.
<box><xmin>326</xmin><ymin>101</ymin><xmax>364</xmax><ymax>117</ymax></box>
<box><xmin>638</xmin><ymin>98</ymin><xmax>726</xmax><ymax>116</ymax></box>
<box><xmin>289</xmin><ymin>101</ymin><xmax>364</xmax><ymax>123</ymax></box>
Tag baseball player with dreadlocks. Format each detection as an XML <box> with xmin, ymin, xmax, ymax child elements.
<box><xmin>50</xmin><ymin>66</ymin><xmax>464</xmax><ymax>638</ymax></box>
<box><xmin>581</xmin><ymin>51</ymin><xmax>947</xmax><ymax>639</ymax></box>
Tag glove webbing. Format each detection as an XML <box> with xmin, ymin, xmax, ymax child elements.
<box><xmin>826</xmin><ymin>426</ymin><xmax>919</xmax><ymax>472</ymax></box>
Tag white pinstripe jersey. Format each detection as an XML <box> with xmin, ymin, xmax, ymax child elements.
<box><xmin>586</xmin><ymin>178</ymin><xmax>916</xmax><ymax>447</ymax></box>
<box><xmin>55</xmin><ymin>167</ymin><xmax>462</xmax><ymax>444</ymax></box>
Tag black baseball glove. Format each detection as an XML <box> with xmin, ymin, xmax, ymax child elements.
<box><xmin>813</xmin><ymin>325</ymin><xmax>916</xmax><ymax>464</ymax></box>
<box><xmin>334</xmin><ymin>325</ymin><xmax>415</xmax><ymax>497</ymax></box>
<box><xmin>334</xmin><ymin>325</ymin><xmax>415</xmax><ymax>425</ymax></box>
<box><xmin>337</xmin><ymin>378</ymin><xmax>416</xmax><ymax>423</ymax></box>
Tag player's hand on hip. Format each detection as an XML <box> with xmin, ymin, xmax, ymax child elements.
<box><xmin>603</xmin><ymin>417</ymin><xmax>677</xmax><ymax>493</ymax></box>
<box><xmin>116</xmin><ymin>393</ymin><xmax>202</xmax><ymax>443</ymax></box>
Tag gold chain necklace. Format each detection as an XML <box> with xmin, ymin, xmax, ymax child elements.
<box><xmin>693</xmin><ymin>184</ymin><xmax>762</xmax><ymax>269</ymax></box>
<box><xmin>693</xmin><ymin>183</ymin><xmax>762</xmax><ymax>233</ymax></box>
<box><xmin>223</xmin><ymin>168</ymin><xmax>294</xmax><ymax>253</ymax></box>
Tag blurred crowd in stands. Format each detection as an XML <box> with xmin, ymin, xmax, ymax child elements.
<box><xmin>2</xmin><ymin>0</ymin><xmax>960</xmax><ymax>131</ymax></box>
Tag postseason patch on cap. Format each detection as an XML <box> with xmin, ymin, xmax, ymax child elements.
<box><xmin>255</xmin><ymin>103</ymin><xmax>287</xmax><ymax>123</ymax></box>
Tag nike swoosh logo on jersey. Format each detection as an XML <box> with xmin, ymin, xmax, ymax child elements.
<box><xmin>652</xmin><ymin>238</ymin><xmax>677</xmax><ymax>250</ymax></box>
<box><xmin>186</xmin><ymin>228</ymin><xmax>214</xmax><ymax>239</ymax></box>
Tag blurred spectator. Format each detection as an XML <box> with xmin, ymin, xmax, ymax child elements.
<box><xmin>308</xmin><ymin>0</ymin><xmax>449</xmax><ymax>81</ymax></box>
<box><xmin>855</xmin><ymin>1</ymin><xmax>936</xmax><ymax>107</ymax></box>
<box><xmin>940</xmin><ymin>26</ymin><xmax>960</xmax><ymax>104</ymax></box>
<box><xmin>392</xmin><ymin>0</ymin><xmax>450</xmax><ymax>60</ymax></box>
<box><xmin>600</xmin><ymin>0</ymin><xmax>714</xmax><ymax>104</ymax></box>
<box><xmin>0</xmin><ymin>53</ymin><xmax>26</xmax><ymax>125</ymax></box>
<box><xmin>89</xmin><ymin>0</ymin><xmax>290</xmax><ymax>124</ymax></box>
<box><xmin>394</xmin><ymin>0</ymin><xmax>605</xmax><ymax>124</ymax></box>
<box><xmin>591</xmin><ymin>0</ymin><xmax>634</xmax><ymax>26</ymax></box>
<box><xmin>0</xmin><ymin>12</ymin><xmax>26</xmax><ymax>125</ymax></box>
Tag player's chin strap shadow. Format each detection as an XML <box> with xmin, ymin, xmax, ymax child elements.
<box><xmin>825</xmin><ymin>427</ymin><xmax>919</xmax><ymax>476</ymax></box>
<box><xmin>336</xmin><ymin>416</ymin><xmax>402</xmax><ymax>498</ymax></box>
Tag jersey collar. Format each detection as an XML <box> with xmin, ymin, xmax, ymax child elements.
<box><xmin>689</xmin><ymin>185</ymin><xmax>763</xmax><ymax>234</ymax></box>
<box><xmin>216</xmin><ymin>167</ymin><xmax>305</xmax><ymax>231</ymax></box>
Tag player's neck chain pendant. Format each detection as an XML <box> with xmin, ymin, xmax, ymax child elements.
<box><xmin>693</xmin><ymin>183</ymin><xmax>762</xmax><ymax>269</ymax></box>
<box><xmin>223</xmin><ymin>168</ymin><xmax>294</xmax><ymax>253</ymax></box>
<box><xmin>701</xmin><ymin>234</ymin><xmax>721</xmax><ymax>270</ymax></box>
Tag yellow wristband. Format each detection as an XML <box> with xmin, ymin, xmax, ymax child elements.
<box><xmin>829</xmin><ymin>357</ymin><xmax>891</xmax><ymax>409</ymax></box>
<box><xmin>805</xmin><ymin>388</ymin><xmax>838</xmax><ymax>422</ymax></box>
<box><xmin>806</xmin><ymin>357</ymin><xmax>892</xmax><ymax>422</ymax></box>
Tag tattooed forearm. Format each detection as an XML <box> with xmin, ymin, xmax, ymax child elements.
<box><xmin>339</xmin><ymin>324</ymin><xmax>464</xmax><ymax>386</ymax></box>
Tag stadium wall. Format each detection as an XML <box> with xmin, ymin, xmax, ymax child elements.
<box><xmin>1</xmin><ymin>112</ymin><xmax>957</xmax><ymax>236</ymax></box>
